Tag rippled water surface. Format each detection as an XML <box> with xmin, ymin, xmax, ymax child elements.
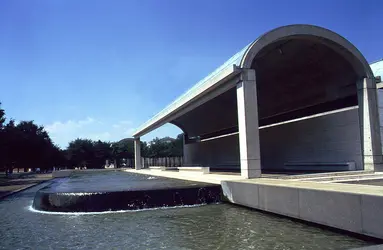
<box><xmin>0</xmin><ymin>175</ymin><xmax>376</xmax><ymax>250</ymax></box>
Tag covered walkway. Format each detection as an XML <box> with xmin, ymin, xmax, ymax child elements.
<box><xmin>133</xmin><ymin>24</ymin><xmax>383</xmax><ymax>178</ymax></box>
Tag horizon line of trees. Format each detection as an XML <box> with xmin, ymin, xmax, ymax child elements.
<box><xmin>0</xmin><ymin>102</ymin><xmax>183</xmax><ymax>174</ymax></box>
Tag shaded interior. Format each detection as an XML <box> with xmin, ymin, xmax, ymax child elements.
<box><xmin>175</xmin><ymin>36</ymin><xmax>363</xmax><ymax>172</ymax></box>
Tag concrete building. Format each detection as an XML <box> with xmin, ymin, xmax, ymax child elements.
<box><xmin>372</xmin><ymin>59</ymin><xmax>383</xmax><ymax>146</ymax></box>
<box><xmin>133</xmin><ymin>24</ymin><xmax>383</xmax><ymax>178</ymax></box>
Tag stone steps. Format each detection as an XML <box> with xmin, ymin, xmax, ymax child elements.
<box><xmin>291</xmin><ymin>173</ymin><xmax>383</xmax><ymax>182</ymax></box>
<box><xmin>276</xmin><ymin>170</ymin><xmax>374</xmax><ymax>180</ymax></box>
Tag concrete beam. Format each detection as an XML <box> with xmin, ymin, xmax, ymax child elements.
<box><xmin>133</xmin><ymin>67</ymin><xmax>241</xmax><ymax>138</ymax></box>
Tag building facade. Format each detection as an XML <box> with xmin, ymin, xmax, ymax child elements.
<box><xmin>133</xmin><ymin>25</ymin><xmax>383</xmax><ymax>178</ymax></box>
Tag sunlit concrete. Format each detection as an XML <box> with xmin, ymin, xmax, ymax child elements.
<box><xmin>123</xmin><ymin>168</ymin><xmax>244</xmax><ymax>185</ymax></box>
<box><xmin>133</xmin><ymin>24</ymin><xmax>382</xmax><ymax>178</ymax></box>
<box><xmin>358</xmin><ymin>78</ymin><xmax>383</xmax><ymax>171</ymax></box>
<box><xmin>134</xmin><ymin>138</ymin><xmax>141</xmax><ymax>170</ymax></box>
<box><xmin>222</xmin><ymin>178</ymin><xmax>383</xmax><ymax>239</ymax></box>
<box><xmin>236</xmin><ymin>69</ymin><xmax>261</xmax><ymax>178</ymax></box>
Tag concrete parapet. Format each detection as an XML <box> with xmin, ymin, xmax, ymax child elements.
<box><xmin>52</xmin><ymin>170</ymin><xmax>73</xmax><ymax>178</ymax></box>
<box><xmin>221</xmin><ymin>179</ymin><xmax>383</xmax><ymax>239</ymax></box>
<box><xmin>178</xmin><ymin>166</ymin><xmax>210</xmax><ymax>174</ymax></box>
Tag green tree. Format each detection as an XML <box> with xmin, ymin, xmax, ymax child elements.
<box><xmin>15</xmin><ymin>121</ymin><xmax>51</xmax><ymax>171</ymax></box>
<box><xmin>0</xmin><ymin>102</ymin><xmax>5</xmax><ymax>128</ymax></box>
<box><xmin>3</xmin><ymin>119</ymin><xmax>18</xmax><ymax>174</ymax></box>
<box><xmin>0</xmin><ymin>103</ymin><xmax>7</xmax><ymax>173</ymax></box>
<box><xmin>111</xmin><ymin>138</ymin><xmax>134</xmax><ymax>167</ymax></box>
<box><xmin>66</xmin><ymin>139</ymin><xmax>95</xmax><ymax>169</ymax></box>
<box><xmin>1</xmin><ymin>99</ymin><xmax>184</xmax><ymax>173</ymax></box>
<box><xmin>93</xmin><ymin>140</ymin><xmax>113</xmax><ymax>168</ymax></box>
<box><xmin>171</xmin><ymin>134</ymin><xmax>184</xmax><ymax>157</ymax></box>
<box><xmin>145</xmin><ymin>134</ymin><xmax>183</xmax><ymax>158</ymax></box>
<box><xmin>0</xmin><ymin>102</ymin><xmax>66</xmax><ymax>173</ymax></box>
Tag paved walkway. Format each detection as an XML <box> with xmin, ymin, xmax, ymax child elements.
<box><xmin>0</xmin><ymin>173</ymin><xmax>52</xmax><ymax>199</ymax></box>
<box><xmin>123</xmin><ymin>169</ymin><xmax>383</xmax><ymax>196</ymax></box>
<box><xmin>123</xmin><ymin>169</ymin><xmax>244</xmax><ymax>184</ymax></box>
<box><xmin>233</xmin><ymin>178</ymin><xmax>383</xmax><ymax>196</ymax></box>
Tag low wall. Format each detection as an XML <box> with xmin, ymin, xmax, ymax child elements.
<box><xmin>52</xmin><ymin>170</ymin><xmax>73</xmax><ymax>178</ymax></box>
<box><xmin>221</xmin><ymin>179</ymin><xmax>383</xmax><ymax>239</ymax></box>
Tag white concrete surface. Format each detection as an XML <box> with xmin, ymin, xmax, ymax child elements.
<box><xmin>123</xmin><ymin>168</ymin><xmax>243</xmax><ymax>184</ymax></box>
<box><xmin>358</xmin><ymin>78</ymin><xmax>383</xmax><ymax>171</ymax></box>
<box><xmin>178</xmin><ymin>166</ymin><xmax>210</xmax><ymax>174</ymax></box>
<box><xmin>222</xmin><ymin>178</ymin><xmax>383</xmax><ymax>239</ymax></box>
<box><xmin>237</xmin><ymin>69</ymin><xmax>261</xmax><ymax>178</ymax></box>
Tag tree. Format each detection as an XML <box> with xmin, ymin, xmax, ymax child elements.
<box><xmin>0</xmin><ymin>102</ymin><xmax>5</xmax><ymax>128</ymax></box>
<box><xmin>0</xmin><ymin>113</ymin><xmax>62</xmax><ymax>174</ymax></box>
<box><xmin>171</xmin><ymin>133</ymin><xmax>184</xmax><ymax>157</ymax></box>
<box><xmin>111</xmin><ymin>138</ymin><xmax>134</xmax><ymax>167</ymax></box>
<box><xmin>144</xmin><ymin>134</ymin><xmax>184</xmax><ymax>158</ymax></box>
<box><xmin>14</xmin><ymin>121</ymin><xmax>54</xmax><ymax>172</ymax></box>
<box><xmin>0</xmin><ymin>103</ymin><xmax>7</xmax><ymax>173</ymax></box>
<box><xmin>66</xmin><ymin>139</ymin><xmax>95</xmax><ymax>169</ymax></box>
<box><xmin>93</xmin><ymin>140</ymin><xmax>112</xmax><ymax>168</ymax></box>
<box><xmin>0</xmin><ymin>100</ymin><xmax>184</xmax><ymax>173</ymax></box>
<box><xmin>3</xmin><ymin>119</ymin><xmax>18</xmax><ymax>174</ymax></box>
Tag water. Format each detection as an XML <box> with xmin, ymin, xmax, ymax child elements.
<box><xmin>0</xmin><ymin>174</ymin><xmax>376</xmax><ymax>250</ymax></box>
<box><xmin>47</xmin><ymin>171</ymin><xmax>213</xmax><ymax>193</ymax></box>
<box><xmin>32</xmin><ymin>171</ymin><xmax>221</xmax><ymax>212</ymax></box>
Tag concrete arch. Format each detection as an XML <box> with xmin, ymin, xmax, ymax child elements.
<box><xmin>168</xmin><ymin>121</ymin><xmax>187</xmax><ymax>135</ymax></box>
<box><xmin>240</xmin><ymin>24</ymin><xmax>373</xmax><ymax>79</ymax></box>
<box><xmin>133</xmin><ymin>24</ymin><xmax>382</xmax><ymax>176</ymax></box>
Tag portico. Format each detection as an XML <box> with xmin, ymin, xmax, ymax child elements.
<box><xmin>133</xmin><ymin>24</ymin><xmax>383</xmax><ymax>178</ymax></box>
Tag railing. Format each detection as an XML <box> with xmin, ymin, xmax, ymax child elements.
<box><xmin>141</xmin><ymin>157</ymin><xmax>183</xmax><ymax>168</ymax></box>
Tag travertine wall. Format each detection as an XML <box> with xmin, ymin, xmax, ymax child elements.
<box><xmin>184</xmin><ymin>108</ymin><xmax>363</xmax><ymax>171</ymax></box>
<box><xmin>259</xmin><ymin>108</ymin><xmax>363</xmax><ymax>170</ymax></box>
<box><xmin>183</xmin><ymin>135</ymin><xmax>240</xmax><ymax>170</ymax></box>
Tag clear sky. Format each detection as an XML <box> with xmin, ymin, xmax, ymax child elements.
<box><xmin>1</xmin><ymin>0</ymin><xmax>382</xmax><ymax>148</ymax></box>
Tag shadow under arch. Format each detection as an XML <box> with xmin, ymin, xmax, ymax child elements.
<box><xmin>240</xmin><ymin>24</ymin><xmax>373</xmax><ymax>79</ymax></box>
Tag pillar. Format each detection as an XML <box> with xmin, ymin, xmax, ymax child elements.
<box><xmin>357</xmin><ymin>77</ymin><xmax>383</xmax><ymax>171</ymax></box>
<box><xmin>182</xmin><ymin>133</ymin><xmax>189</xmax><ymax>166</ymax></box>
<box><xmin>236</xmin><ymin>69</ymin><xmax>261</xmax><ymax>178</ymax></box>
<box><xmin>134</xmin><ymin>138</ymin><xmax>142</xmax><ymax>170</ymax></box>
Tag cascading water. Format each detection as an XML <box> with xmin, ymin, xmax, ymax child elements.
<box><xmin>32</xmin><ymin>170</ymin><xmax>222</xmax><ymax>213</ymax></box>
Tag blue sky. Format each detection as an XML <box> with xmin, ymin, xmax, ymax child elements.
<box><xmin>1</xmin><ymin>0</ymin><xmax>382</xmax><ymax>148</ymax></box>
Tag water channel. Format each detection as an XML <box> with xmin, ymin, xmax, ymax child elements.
<box><xmin>0</xmin><ymin>171</ymin><xmax>377</xmax><ymax>250</ymax></box>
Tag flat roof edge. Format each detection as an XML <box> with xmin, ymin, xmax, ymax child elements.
<box><xmin>133</xmin><ymin>65</ymin><xmax>240</xmax><ymax>137</ymax></box>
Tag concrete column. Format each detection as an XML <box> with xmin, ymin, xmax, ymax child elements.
<box><xmin>134</xmin><ymin>138</ymin><xmax>142</xmax><ymax>170</ymax></box>
<box><xmin>357</xmin><ymin>77</ymin><xmax>383</xmax><ymax>171</ymax></box>
<box><xmin>182</xmin><ymin>133</ymin><xmax>188</xmax><ymax>166</ymax></box>
<box><xmin>236</xmin><ymin>69</ymin><xmax>261</xmax><ymax>178</ymax></box>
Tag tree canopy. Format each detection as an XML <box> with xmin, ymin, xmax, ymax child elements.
<box><xmin>0</xmin><ymin>102</ymin><xmax>184</xmax><ymax>172</ymax></box>
<box><xmin>0</xmin><ymin>103</ymin><xmax>63</xmax><ymax>173</ymax></box>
